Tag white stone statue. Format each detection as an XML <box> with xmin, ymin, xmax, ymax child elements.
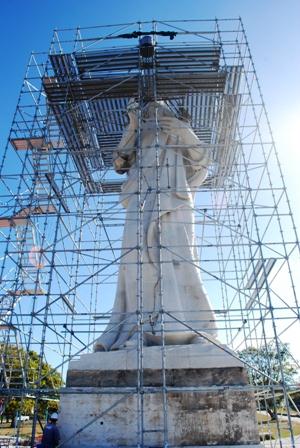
<box><xmin>94</xmin><ymin>100</ymin><xmax>217</xmax><ymax>351</ymax></box>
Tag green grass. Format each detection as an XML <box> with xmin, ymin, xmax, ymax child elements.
<box><xmin>257</xmin><ymin>412</ymin><xmax>300</xmax><ymax>440</ymax></box>
<box><xmin>0</xmin><ymin>420</ymin><xmax>43</xmax><ymax>440</ymax></box>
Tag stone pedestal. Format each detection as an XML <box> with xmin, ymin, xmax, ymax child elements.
<box><xmin>59</xmin><ymin>345</ymin><xmax>260</xmax><ymax>447</ymax></box>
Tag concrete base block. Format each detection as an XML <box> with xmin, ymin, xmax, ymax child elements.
<box><xmin>67</xmin><ymin>343</ymin><xmax>244</xmax><ymax>374</ymax></box>
<box><xmin>59</xmin><ymin>345</ymin><xmax>260</xmax><ymax>447</ymax></box>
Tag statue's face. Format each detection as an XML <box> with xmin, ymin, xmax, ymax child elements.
<box><xmin>127</xmin><ymin>98</ymin><xmax>139</xmax><ymax>113</ymax></box>
<box><xmin>143</xmin><ymin>101</ymin><xmax>174</xmax><ymax>120</ymax></box>
<box><xmin>126</xmin><ymin>100</ymin><xmax>175</xmax><ymax>123</ymax></box>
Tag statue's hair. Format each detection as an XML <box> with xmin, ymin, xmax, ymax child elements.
<box><xmin>126</xmin><ymin>99</ymin><xmax>176</xmax><ymax>120</ymax></box>
<box><xmin>143</xmin><ymin>101</ymin><xmax>175</xmax><ymax>119</ymax></box>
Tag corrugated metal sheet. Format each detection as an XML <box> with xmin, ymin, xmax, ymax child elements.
<box><xmin>45</xmin><ymin>44</ymin><xmax>241</xmax><ymax>193</ymax></box>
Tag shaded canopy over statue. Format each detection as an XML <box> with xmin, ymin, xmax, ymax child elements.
<box><xmin>94</xmin><ymin>100</ymin><xmax>217</xmax><ymax>351</ymax></box>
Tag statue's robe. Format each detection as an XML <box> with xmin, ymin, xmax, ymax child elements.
<box><xmin>95</xmin><ymin>103</ymin><xmax>217</xmax><ymax>351</ymax></box>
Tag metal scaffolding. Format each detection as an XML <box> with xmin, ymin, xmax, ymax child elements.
<box><xmin>0</xmin><ymin>18</ymin><xmax>299</xmax><ymax>447</ymax></box>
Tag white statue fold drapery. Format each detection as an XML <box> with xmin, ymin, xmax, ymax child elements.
<box><xmin>94</xmin><ymin>101</ymin><xmax>217</xmax><ymax>351</ymax></box>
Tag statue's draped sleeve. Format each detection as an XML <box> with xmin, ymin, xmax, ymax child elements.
<box><xmin>162</xmin><ymin>118</ymin><xmax>210</xmax><ymax>201</ymax></box>
<box><xmin>177</xmin><ymin>120</ymin><xmax>210</xmax><ymax>186</ymax></box>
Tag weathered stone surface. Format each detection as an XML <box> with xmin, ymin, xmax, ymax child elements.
<box><xmin>59</xmin><ymin>346</ymin><xmax>260</xmax><ymax>447</ymax></box>
<box><xmin>67</xmin><ymin>366</ymin><xmax>248</xmax><ymax>387</ymax></box>
<box><xmin>59</xmin><ymin>388</ymin><xmax>260</xmax><ymax>447</ymax></box>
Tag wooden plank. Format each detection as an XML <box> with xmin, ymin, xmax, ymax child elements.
<box><xmin>0</xmin><ymin>205</ymin><xmax>58</xmax><ymax>227</ymax></box>
<box><xmin>7</xmin><ymin>288</ymin><xmax>46</xmax><ymax>296</ymax></box>
<box><xmin>10</xmin><ymin>137</ymin><xmax>65</xmax><ymax>150</ymax></box>
<box><xmin>10</xmin><ymin>137</ymin><xmax>45</xmax><ymax>150</ymax></box>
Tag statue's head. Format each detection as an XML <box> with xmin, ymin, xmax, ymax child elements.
<box><xmin>126</xmin><ymin>98</ymin><xmax>175</xmax><ymax>122</ymax></box>
<box><xmin>143</xmin><ymin>100</ymin><xmax>175</xmax><ymax>119</ymax></box>
<box><xmin>127</xmin><ymin>98</ymin><xmax>139</xmax><ymax>112</ymax></box>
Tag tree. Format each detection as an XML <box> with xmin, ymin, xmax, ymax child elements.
<box><xmin>0</xmin><ymin>344</ymin><xmax>63</xmax><ymax>424</ymax></box>
<box><xmin>238</xmin><ymin>342</ymin><xmax>298</xmax><ymax>419</ymax></box>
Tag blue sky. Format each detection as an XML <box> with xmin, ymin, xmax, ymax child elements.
<box><xmin>0</xmin><ymin>0</ymin><xmax>299</xmax><ymax>223</ymax></box>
